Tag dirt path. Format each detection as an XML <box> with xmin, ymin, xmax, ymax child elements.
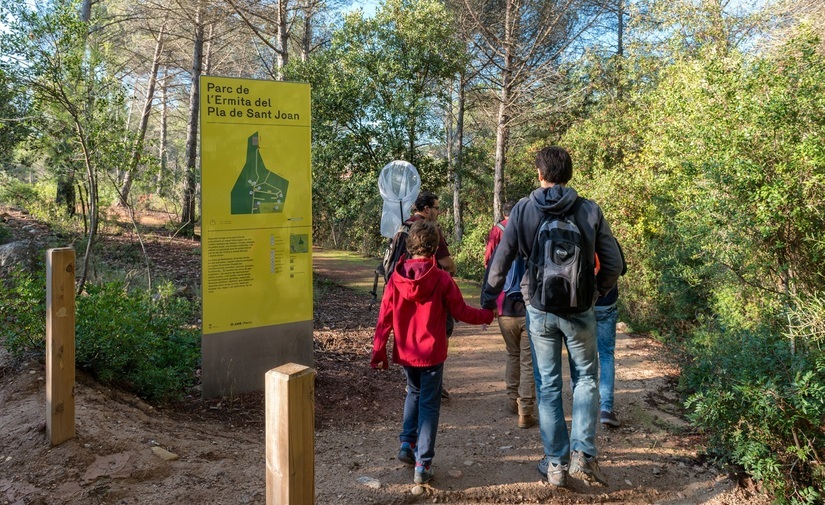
<box><xmin>0</xmin><ymin>248</ymin><xmax>767</xmax><ymax>504</ymax></box>
<box><xmin>312</xmin><ymin>252</ymin><xmax>766</xmax><ymax>504</ymax></box>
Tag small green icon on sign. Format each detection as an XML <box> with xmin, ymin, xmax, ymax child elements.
<box><xmin>290</xmin><ymin>234</ymin><xmax>309</xmax><ymax>254</ymax></box>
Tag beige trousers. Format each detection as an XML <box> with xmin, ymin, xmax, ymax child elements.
<box><xmin>497</xmin><ymin>315</ymin><xmax>536</xmax><ymax>415</ymax></box>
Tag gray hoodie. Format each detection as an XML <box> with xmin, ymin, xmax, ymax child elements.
<box><xmin>481</xmin><ymin>185</ymin><xmax>623</xmax><ymax>311</ymax></box>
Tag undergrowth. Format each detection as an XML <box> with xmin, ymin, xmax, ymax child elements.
<box><xmin>683</xmin><ymin>327</ymin><xmax>825</xmax><ymax>504</ymax></box>
<box><xmin>0</xmin><ymin>267</ymin><xmax>200</xmax><ymax>403</ymax></box>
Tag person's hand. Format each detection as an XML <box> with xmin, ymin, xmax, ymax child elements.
<box><xmin>370</xmin><ymin>349</ymin><xmax>389</xmax><ymax>369</ymax></box>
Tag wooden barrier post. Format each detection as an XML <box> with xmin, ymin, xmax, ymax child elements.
<box><xmin>46</xmin><ymin>247</ymin><xmax>76</xmax><ymax>446</ymax></box>
<box><xmin>266</xmin><ymin>363</ymin><xmax>316</xmax><ymax>505</ymax></box>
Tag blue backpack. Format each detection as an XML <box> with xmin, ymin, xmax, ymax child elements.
<box><xmin>502</xmin><ymin>256</ymin><xmax>525</xmax><ymax>300</ymax></box>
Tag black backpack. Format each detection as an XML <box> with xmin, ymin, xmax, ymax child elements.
<box><xmin>526</xmin><ymin>198</ymin><xmax>594</xmax><ymax>313</ymax></box>
<box><xmin>370</xmin><ymin>220</ymin><xmax>412</xmax><ymax>305</ymax></box>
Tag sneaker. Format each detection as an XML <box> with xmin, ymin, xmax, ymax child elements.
<box><xmin>518</xmin><ymin>414</ymin><xmax>536</xmax><ymax>429</ymax></box>
<box><xmin>537</xmin><ymin>456</ymin><xmax>568</xmax><ymax>487</ymax></box>
<box><xmin>600</xmin><ymin>410</ymin><xmax>621</xmax><ymax>427</ymax></box>
<box><xmin>507</xmin><ymin>398</ymin><xmax>518</xmax><ymax>414</ymax></box>
<box><xmin>569</xmin><ymin>450</ymin><xmax>609</xmax><ymax>486</ymax></box>
<box><xmin>441</xmin><ymin>387</ymin><xmax>450</xmax><ymax>400</ymax></box>
<box><xmin>397</xmin><ymin>442</ymin><xmax>415</xmax><ymax>465</ymax></box>
<box><xmin>414</xmin><ymin>464</ymin><xmax>433</xmax><ymax>484</ymax></box>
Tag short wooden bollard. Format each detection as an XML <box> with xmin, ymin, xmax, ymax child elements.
<box><xmin>46</xmin><ymin>247</ymin><xmax>76</xmax><ymax>446</ymax></box>
<box><xmin>266</xmin><ymin>363</ymin><xmax>316</xmax><ymax>505</ymax></box>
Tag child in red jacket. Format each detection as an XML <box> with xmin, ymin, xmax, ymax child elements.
<box><xmin>371</xmin><ymin>220</ymin><xmax>494</xmax><ymax>485</ymax></box>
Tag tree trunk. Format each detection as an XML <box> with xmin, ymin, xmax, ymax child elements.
<box><xmin>181</xmin><ymin>1</ymin><xmax>204</xmax><ymax>235</ymax></box>
<box><xmin>301</xmin><ymin>2</ymin><xmax>312</xmax><ymax>62</ymax></box>
<box><xmin>452</xmin><ymin>75</ymin><xmax>466</xmax><ymax>243</ymax></box>
<box><xmin>156</xmin><ymin>68</ymin><xmax>168</xmax><ymax>194</ymax></box>
<box><xmin>204</xmin><ymin>22</ymin><xmax>214</xmax><ymax>74</ymax></box>
<box><xmin>616</xmin><ymin>0</ymin><xmax>624</xmax><ymax>101</ymax></box>
<box><xmin>74</xmin><ymin>119</ymin><xmax>98</xmax><ymax>293</ymax></box>
<box><xmin>80</xmin><ymin>0</ymin><xmax>92</xmax><ymax>23</ymax></box>
<box><xmin>276</xmin><ymin>0</ymin><xmax>289</xmax><ymax>79</ymax></box>
<box><xmin>57</xmin><ymin>0</ymin><xmax>93</xmax><ymax>215</ymax></box>
<box><xmin>492</xmin><ymin>0</ymin><xmax>515</xmax><ymax>224</ymax></box>
<box><xmin>408</xmin><ymin>119</ymin><xmax>415</xmax><ymax>166</ymax></box>
<box><xmin>55</xmin><ymin>172</ymin><xmax>77</xmax><ymax>216</ymax></box>
<box><xmin>119</xmin><ymin>23</ymin><xmax>166</xmax><ymax>207</ymax></box>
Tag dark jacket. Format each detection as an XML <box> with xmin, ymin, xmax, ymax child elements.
<box><xmin>596</xmin><ymin>238</ymin><xmax>626</xmax><ymax>307</ymax></box>
<box><xmin>481</xmin><ymin>185</ymin><xmax>623</xmax><ymax>311</ymax></box>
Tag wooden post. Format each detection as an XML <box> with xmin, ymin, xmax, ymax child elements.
<box><xmin>46</xmin><ymin>247</ymin><xmax>76</xmax><ymax>446</ymax></box>
<box><xmin>266</xmin><ymin>363</ymin><xmax>316</xmax><ymax>505</ymax></box>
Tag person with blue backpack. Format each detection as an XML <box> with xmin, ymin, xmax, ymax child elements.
<box><xmin>484</xmin><ymin>201</ymin><xmax>536</xmax><ymax>429</ymax></box>
<box><xmin>481</xmin><ymin>146</ymin><xmax>623</xmax><ymax>488</ymax></box>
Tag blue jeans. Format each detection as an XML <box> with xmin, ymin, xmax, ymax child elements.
<box><xmin>595</xmin><ymin>303</ymin><xmax>618</xmax><ymax>413</ymax></box>
<box><xmin>526</xmin><ymin>305</ymin><xmax>598</xmax><ymax>465</ymax></box>
<box><xmin>400</xmin><ymin>363</ymin><xmax>443</xmax><ymax>467</ymax></box>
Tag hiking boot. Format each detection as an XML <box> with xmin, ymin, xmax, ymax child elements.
<box><xmin>414</xmin><ymin>464</ymin><xmax>434</xmax><ymax>484</ymax></box>
<box><xmin>600</xmin><ymin>410</ymin><xmax>621</xmax><ymax>427</ymax></box>
<box><xmin>569</xmin><ymin>450</ymin><xmax>609</xmax><ymax>486</ymax></box>
<box><xmin>397</xmin><ymin>442</ymin><xmax>415</xmax><ymax>465</ymax></box>
<box><xmin>537</xmin><ymin>456</ymin><xmax>568</xmax><ymax>487</ymax></box>
<box><xmin>441</xmin><ymin>387</ymin><xmax>450</xmax><ymax>400</ymax></box>
<box><xmin>518</xmin><ymin>414</ymin><xmax>536</xmax><ymax>429</ymax></box>
<box><xmin>507</xmin><ymin>398</ymin><xmax>518</xmax><ymax>415</ymax></box>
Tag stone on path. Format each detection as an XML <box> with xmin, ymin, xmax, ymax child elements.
<box><xmin>151</xmin><ymin>446</ymin><xmax>179</xmax><ymax>461</ymax></box>
<box><xmin>357</xmin><ymin>476</ymin><xmax>381</xmax><ymax>489</ymax></box>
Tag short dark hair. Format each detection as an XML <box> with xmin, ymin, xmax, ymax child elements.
<box><xmin>535</xmin><ymin>146</ymin><xmax>572</xmax><ymax>184</ymax></box>
<box><xmin>414</xmin><ymin>191</ymin><xmax>438</xmax><ymax>212</ymax></box>
<box><xmin>503</xmin><ymin>200</ymin><xmax>516</xmax><ymax>217</ymax></box>
<box><xmin>406</xmin><ymin>220</ymin><xmax>439</xmax><ymax>257</ymax></box>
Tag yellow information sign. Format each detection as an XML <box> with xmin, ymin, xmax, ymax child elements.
<box><xmin>200</xmin><ymin>77</ymin><xmax>312</xmax><ymax>335</ymax></box>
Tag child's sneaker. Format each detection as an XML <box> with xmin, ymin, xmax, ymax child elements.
<box><xmin>414</xmin><ymin>463</ymin><xmax>433</xmax><ymax>484</ymax></box>
<box><xmin>569</xmin><ymin>450</ymin><xmax>608</xmax><ymax>486</ymax></box>
<box><xmin>537</xmin><ymin>456</ymin><xmax>568</xmax><ymax>487</ymax></box>
<box><xmin>397</xmin><ymin>442</ymin><xmax>415</xmax><ymax>465</ymax></box>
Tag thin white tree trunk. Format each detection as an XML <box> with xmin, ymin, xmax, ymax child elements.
<box><xmin>120</xmin><ymin>22</ymin><xmax>166</xmax><ymax>206</ymax></box>
<box><xmin>276</xmin><ymin>0</ymin><xmax>289</xmax><ymax>79</ymax></box>
<box><xmin>156</xmin><ymin>68</ymin><xmax>168</xmax><ymax>194</ymax></box>
<box><xmin>452</xmin><ymin>76</ymin><xmax>466</xmax><ymax>243</ymax></box>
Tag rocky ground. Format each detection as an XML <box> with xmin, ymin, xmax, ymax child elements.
<box><xmin>0</xmin><ymin>207</ymin><xmax>770</xmax><ymax>504</ymax></box>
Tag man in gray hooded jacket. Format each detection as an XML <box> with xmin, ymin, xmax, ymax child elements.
<box><xmin>481</xmin><ymin>146</ymin><xmax>623</xmax><ymax>488</ymax></box>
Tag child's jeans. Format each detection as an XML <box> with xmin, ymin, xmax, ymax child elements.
<box><xmin>400</xmin><ymin>363</ymin><xmax>444</xmax><ymax>466</ymax></box>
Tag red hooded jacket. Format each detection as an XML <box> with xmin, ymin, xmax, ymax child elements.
<box><xmin>371</xmin><ymin>255</ymin><xmax>494</xmax><ymax>368</ymax></box>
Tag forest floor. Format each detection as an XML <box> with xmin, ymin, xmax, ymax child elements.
<box><xmin>0</xmin><ymin>206</ymin><xmax>771</xmax><ymax>504</ymax></box>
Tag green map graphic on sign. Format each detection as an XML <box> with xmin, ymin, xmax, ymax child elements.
<box><xmin>231</xmin><ymin>132</ymin><xmax>289</xmax><ymax>214</ymax></box>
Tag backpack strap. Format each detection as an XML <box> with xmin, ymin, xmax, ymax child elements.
<box><xmin>495</xmin><ymin>221</ymin><xmax>506</xmax><ymax>232</ymax></box>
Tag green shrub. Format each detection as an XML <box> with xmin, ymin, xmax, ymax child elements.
<box><xmin>0</xmin><ymin>269</ymin><xmax>201</xmax><ymax>403</ymax></box>
<box><xmin>684</xmin><ymin>327</ymin><xmax>825</xmax><ymax>504</ymax></box>
<box><xmin>0</xmin><ymin>223</ymin><xmax>11</xmax><ymax>243</ymax></box>
<box><xmin>75</xmin><ymin>281</ymin><xmax>201</xmax><ymax>403</ymax></box>
<box><xmin>0</xmin><ymin>267</ymin><xmax>47</xmax><ymax>356</ymax></box>
<box><xmin>452</xmin><ymin>213</ymin><xmax>491</xmax><ymax>282</ymax></box>
<box><xmin>0</xmin><ymin>173</ymin><xmax>39</xmax><ymax>208</ymax></box>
